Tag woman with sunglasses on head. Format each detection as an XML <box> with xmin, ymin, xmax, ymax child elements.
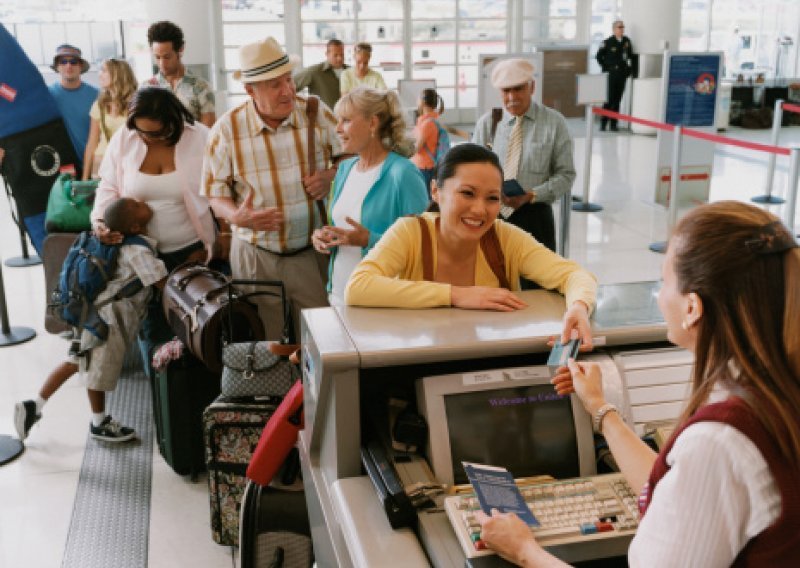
<box><xmin>476</xmin><ymin>201</ymin><xmax>800</xmax><ymax>567</ymax></box>
<box><xmin>92</xmin><ymin>87</ymin><xmax>216</xmax><ymax>372</ymax></box>
<box><xmin>82</xmin><ymin>58</ymin><xmax>138</xmax><ymax>180</ymax></box>
<box><xmin>345</xmin><ymin>143</ymin><xmax>597</xmax><ymax>347</ymax></box>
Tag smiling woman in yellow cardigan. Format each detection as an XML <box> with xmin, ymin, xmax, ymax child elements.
<box><xmin>345</xmin><ymin>143</ymin><xmax>597</xmax><ymax>347</ymax></box>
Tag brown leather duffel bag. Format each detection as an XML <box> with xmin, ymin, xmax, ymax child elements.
<box><xmin>162</xmin><ymin>262</ymin><xmax>265</xmax><ymax>373</ymax></box>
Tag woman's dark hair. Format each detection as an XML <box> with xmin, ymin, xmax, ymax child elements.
<box><xmin>420</xmin><ymin>88</ymin><xmax>444</xmax><ymax>114</ymax></box>
<box><xmin>126</xmin><ymin>87</ymin><xmax>194</xmax><ymax>146</ymax></box>
<box><xmin>427</xmin><ymin>143</ymin><xmax>503</xmax><ymax>212</ymax></box>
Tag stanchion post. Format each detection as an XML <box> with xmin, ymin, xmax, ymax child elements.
<box><xmin>752</xmin><ymin>99</ymin><xmax>786</xmax><ymax>205</ymax></box>
<box><xmin>784</xmin><ymin>147</ymin><xmax>800</xmax><ymax>234</ymax></box>
<box><xmin>0</xmin><ymin>258</ymin><xmax>37</xmax><ymax>346</ymax></box>
<box><xmin>650</xmin><ymin>126</ymin><xmax>683</xmax><ymax>253</ymax></box>
<box><xmin>559</xmin><ymin>193</ymin><xmax>570</xmax><ymax>258</ymax></box>
<box><xmin>573</xmin><ymin>104</ymin><xmax>603</xmax><ymax>213</ymax></box>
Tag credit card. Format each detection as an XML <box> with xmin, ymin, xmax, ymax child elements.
<box><xmin>547</xmin><ymin>338</ymin><xmax>580</xmax><ymax>374</ymax></box>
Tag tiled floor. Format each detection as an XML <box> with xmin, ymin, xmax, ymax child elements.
<box><xmin>1</xmin><ymin>121</ymin><xmax>799</xmax><ymax>567</ymax></box>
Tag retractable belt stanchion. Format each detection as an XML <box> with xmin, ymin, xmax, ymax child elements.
<box><xmin>784</xmin><ymin>147</ymin><xmax>800</xmax><ymax>235</ymax></box>
<box><xmin>573</xmin><ymin>104</ymin><xmax>603</xmax><ymax>213</ymax></box>
<box><xmin>650</xmin><ymin>126</ymin><xmax>682</xmax><ymax>254</ymax></box>
<box><xmin>0</xmin><ymin>258</ymin><xmax>36</xmax><ymax>346</ymax></box>
<box><xmin>4</xmin><ymin>222</ymin><xmax>42</xmax><ymax>268</ymax></box>
<box><xmin>0</xmin><ymin>256</ymin><xmax>35</xmax><ymax>464</ymax></box>
<box><xmin>559</xmin><ymin>193</ymin><xmax>570</xmax><ymax>257</ymax></box>
<box><xmin>752</xmin><ymin>99</ymin><xmax>786</xmax><ymax>205</ymax></box>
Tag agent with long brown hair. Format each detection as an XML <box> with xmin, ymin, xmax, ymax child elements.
<box><xmin>478</xmin><ymin>201</ymin><xmax>800</xmax><ymax>566</ymax></box>
<box><xmin>82</xmin><ymin>58</ymin><xmax>137</xmax><ymax>179</ymax></box>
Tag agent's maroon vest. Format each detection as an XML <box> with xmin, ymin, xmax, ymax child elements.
<box><xmin>640</xmin><ymin>397</ymin><xmax>800</xmax><ymax>567</ymax></box>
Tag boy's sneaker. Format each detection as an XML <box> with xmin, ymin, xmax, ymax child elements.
<box><xmin>90</xmin><ymin>416</ymin><xmax>136</xmax><ymax>443</ymax></box>
<box><xmin>13</xmin><ymin>400</ymin><xmax>41</xmax><ymax>441</ymax></box>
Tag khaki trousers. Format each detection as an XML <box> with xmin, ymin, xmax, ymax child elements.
<box><xmin>231</xmin><ymin>238</ymin><xmax>329</xmax><ymax>341</ymax></box>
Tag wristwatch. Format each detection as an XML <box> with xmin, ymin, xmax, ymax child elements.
<box><xmin>593</xmin><ymin>403</ymin><xmax>618</xmax><ymax>435</ymax></box>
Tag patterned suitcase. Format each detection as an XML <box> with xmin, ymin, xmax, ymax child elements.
<box><xmin>203</xmin><ymin>396</ymin><xmax>279</xmax><ymax>546</ymax></box>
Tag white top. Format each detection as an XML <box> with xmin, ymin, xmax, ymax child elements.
<box><xmin>329</xmin><ymin>161</ymin><xmax>383</xmax><ymax>306</ymax></box>
<box><xmin>628</xmin><ymin>421</ymin><xmax>781</xmax><ymax>567</ymax></box>
<box><xmin>127</xmin><ymin>170</ymin><xmax>198</xmax><ymax>253</ymax></box>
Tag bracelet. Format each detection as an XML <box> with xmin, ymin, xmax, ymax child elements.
<box><xmin>593</xmin><ymin>403</ymin><xmax>618</xmax><ymax>435</ymax></box>
<box><xmin>218</xmin><ymin>232</ymin><xmax>232</xmax><ymax>237</ymax></box>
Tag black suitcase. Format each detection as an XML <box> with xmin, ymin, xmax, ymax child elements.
<box><xmin>240</xmin><ymin>476</ymin><xmax>313</xmax><ymax>568</ymax></box>
<box><xmin>152</xmin><ymin>349</ymin><xmax>221</xmax><ymax>478</ymax></box>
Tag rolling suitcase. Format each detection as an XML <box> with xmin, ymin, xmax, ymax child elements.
<box><xmin>203</xmin><ymin>396</ymin><xmax>279</xmax><ymax>546</ymax></box>
<box><xmin>240</xmin><ymin>476</ymin><xmax>313</xmax><ymax>568</ymax></box>
<box><xmin>152</xmin><ymin>348</ymin><xmax>221</xmax><ymax>478</ymax></box>
<box><xmin>42</xmin><ymin>232</ymin><xmax>79</xmax><ymax>335</ymax></box>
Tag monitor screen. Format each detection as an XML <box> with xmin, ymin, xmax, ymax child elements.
<box><xmin>444</xmin><ymin>384</ymin><xmax>579</xmax><ymax>485</ymax></box>
<box><xmin>416</xmin><ymin>366</ymin><xmax>595</xmax><ymax>486</ymax></box>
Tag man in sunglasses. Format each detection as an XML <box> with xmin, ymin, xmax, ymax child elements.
<box><xmin>48</xmin><ymin>44</ymin><xmax>98</xmax><ymax>174</ymax></box>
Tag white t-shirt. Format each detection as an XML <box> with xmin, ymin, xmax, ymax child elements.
<box><xmin>127</xmin><ymin>170</ymin><xmax>198</xmax><ymax>253</ymax></box>
<box><xmin>329</xmin><ymin>161</ymin><xmax>383</xmax><ymax>306</ymax></box>
<box><xmin>628</xmin><ymin>421</ymin><xmax>781</xmax><ymax>567</ymax></box>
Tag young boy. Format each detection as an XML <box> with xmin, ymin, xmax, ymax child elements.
<box><xmin>14</xmin><ymin>197</ymin><xmax>168</xmax><ymax>442</ymax></box>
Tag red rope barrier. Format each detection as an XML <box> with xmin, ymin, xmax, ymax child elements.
<box><xmin>592</xmin><ymin>107</ymin><xmax>791</xmax><ymax>156</ymax></box>
<box><xmin>781</xmin><ymin>102</ymin><xmax>800</xmax><ymax>115</ymax></box>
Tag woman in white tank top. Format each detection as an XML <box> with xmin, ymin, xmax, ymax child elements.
<box><xmin>92</xmin><ymin>87</ymin><xmax>217</xmax><ymax>373</ymax></box>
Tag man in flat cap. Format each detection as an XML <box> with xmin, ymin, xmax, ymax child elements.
<box><xmin>202</xmin><ymin>37</ymin><xmax>341</xmax><ymax>341</ymax></box>
<box><xmin>48</xmin><ymin>44</ymin><xmax>98</xmax><ymax>174</ymax></box>
<box><xmin>473</xmin><ymin>58</ymin><xmax>575</xmax><ymax>266</ymax></box>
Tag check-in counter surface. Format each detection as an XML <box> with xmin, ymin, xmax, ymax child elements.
<box><xmin>334</xmin><ymin>281</ymin><xmax>666</xmax><ymax>368</ymax></box>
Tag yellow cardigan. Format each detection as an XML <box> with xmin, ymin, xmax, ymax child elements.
<box><xmin>345</xmin><ymin>213</ymin><xmax>597</xmax><ymax>310</ymax></box>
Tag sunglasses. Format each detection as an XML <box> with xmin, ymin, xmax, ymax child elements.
<box><xmin>135</xmin><ymin>126</ymin><xmax>173</xmax><ymax>141</ymax></box>
<box><xmin>58</xmin><ymin>58</ymin><xmax>81</xmax><ymax>65</ymax></box>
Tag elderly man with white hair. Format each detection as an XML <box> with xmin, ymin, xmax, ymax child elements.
<box><xmin>202</xmin><ymin>37</ymin><xmax>342</xmax><ymax>341</ymax></box>
<box><xmin>472</xmin><ymin>58</ymin><xmax>575</xmax><ymax>267</ymax></box>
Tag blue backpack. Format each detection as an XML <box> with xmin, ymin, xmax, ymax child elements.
<box><xmin>51</xmin><ymin>231</ymin><xmax>152</xmax><ymax>343</ymax></box>
<box><xmin>422</xmin><ymin>118</ymin><xmax>451</xmax><ymax>166</ymax></box>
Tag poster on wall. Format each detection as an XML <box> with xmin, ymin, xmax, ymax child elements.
<box><xmin>665</xmin><ymin>53</ymin><xmax>722</xmax><ymax>126</ymax></box>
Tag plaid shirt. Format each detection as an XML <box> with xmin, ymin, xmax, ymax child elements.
<box><xmin>202</xmin><ymin>96</ymin><xmax>341</xmax><ymax>253</ymax></box>
<box><xmin>97</xmin><ymin>235</ymin><xmax>168</xmax><ymax>304</ymax></box>
<box><xmin>144</xmin><ymin>70</ymin><xmax>215</xmax><ymax>121</ymax></box>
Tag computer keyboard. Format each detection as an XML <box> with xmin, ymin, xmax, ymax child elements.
<box><xmin>444</xmin><ymin>473</ymin><xmax>639</xmax><ymax>558</ymax></box>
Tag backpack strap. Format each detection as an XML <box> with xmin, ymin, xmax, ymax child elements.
<box><xmin>420</xmin><ymin>116</ymin><xmax>438</xmax><ymax>163</ymax></box>
<box><xmin>305</xmin><ymin>96</ymin><xmax>328</xmax><ymax>225</ymax></box>
<box><xmin>479</xmin><ymin>224</ymin><xmax>510</xmax><ymax>289</ymax></box>
<box><xmin>416</xmin><ymin>216</ymin><xmax>435</xmax><ymax>282</ymax></box>
<box><xmin>489</xmin><ymin>108</ymin><xmax>503</xmax><ymax>149</ymax></box>
<box><xmin>417</xmin><ymin>216</ymin><xmax>508</xmax><ymax>288</ymax></box>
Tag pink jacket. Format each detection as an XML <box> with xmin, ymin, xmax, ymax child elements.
<box><xmin>94</xmin><ymin>122</ymin><xmax>216</xmax><ymax>255</ymax></box>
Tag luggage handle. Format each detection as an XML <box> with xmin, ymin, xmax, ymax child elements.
<box><xmin>177</xmin><ymin>263</ymin><xmax>230</xmax><ymax>291</ymax></box>
<box><xmin>226</xmin><ymin>279</ymin><xmax>292</xmax><ymax>345</ymax></box>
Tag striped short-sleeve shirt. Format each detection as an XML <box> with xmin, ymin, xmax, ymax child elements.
<box><xmin>202</xmin><ymin>96</ymin><xmax>341</xmax><ymax>253</ymax></box>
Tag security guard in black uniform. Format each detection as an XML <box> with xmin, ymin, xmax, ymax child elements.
<box><xmin>596</xmin><ymin>20</ymin><xmax>634</xmax><ymax>131</ymax></box>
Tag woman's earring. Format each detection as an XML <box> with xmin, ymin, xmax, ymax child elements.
<box><xmin>681</xmin><ymin>320</ymin><xmax>689</xmax><ymax>331</ymax></box>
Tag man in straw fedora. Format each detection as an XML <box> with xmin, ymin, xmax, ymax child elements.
<box><xmin>203</xmin><ymin>37</ymin><xmax>342</xmax><ymax>341</ymax></box>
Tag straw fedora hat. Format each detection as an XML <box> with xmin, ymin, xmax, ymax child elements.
<box><xmin>233</xmin><ymin>37</ymin><xmax>296</xmax><ymax>83</ymax></box>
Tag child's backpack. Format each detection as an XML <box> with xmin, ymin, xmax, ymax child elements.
<box><xmin>50</xmin><ymin>231</ymin><xmax>152</xmax><ymax>345</ymax></box>
<box><xmin>422</xmin><ymin>118</ymin><xmax>451</xmax><ymax>166</ymax></box>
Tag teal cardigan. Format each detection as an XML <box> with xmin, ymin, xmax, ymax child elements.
<box><xmin>326</xmin><ymin>151</ymin><xmax>429</xmax><ymax>291</ymax></box>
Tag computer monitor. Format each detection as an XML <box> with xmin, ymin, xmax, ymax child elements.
<box><xmin>416</xmin><ymin>366</ymin><xmax>595</xmax><ymax>486</ymax></box>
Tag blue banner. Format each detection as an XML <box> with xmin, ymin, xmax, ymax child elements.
<box><xmin>665</xmin><ymin>54</ymin><xmax>721</xmax><ymax>127</ymax></box>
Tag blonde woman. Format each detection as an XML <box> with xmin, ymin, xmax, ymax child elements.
<box><xmin>82</xmin><ymin>58</ymin><xmax>137</xmax><ymax>180</ymax></box>
<box><xmin>312</xmin><ymin>87</ymin><xmax>428</xmax><ymax>306</ymax></box>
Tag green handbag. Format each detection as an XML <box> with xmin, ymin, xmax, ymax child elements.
<box><xmin>44</xmin><ymin>173</ymin><xmax>98</xmax><ymax>232</ymax></box>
